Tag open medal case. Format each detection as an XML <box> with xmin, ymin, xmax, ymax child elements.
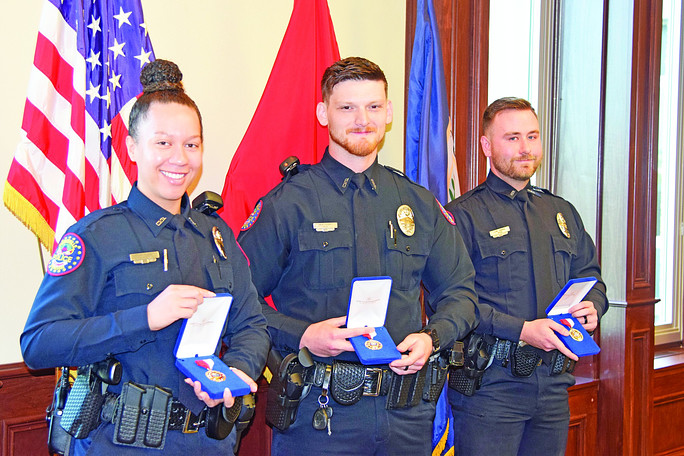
<box><xmin>174</xmin><ymin>293</ymin><xmax>251</xmax><ymax>399</ymax></box>
<box><xmin>346</xmin><ymin>277</ymin><xmax>402</xmax><ymax>365</ymax></box>
<box><xmin>545</xmin><ymin>277</ymin><xmax>601</xmax><ymax>357</ymax></box>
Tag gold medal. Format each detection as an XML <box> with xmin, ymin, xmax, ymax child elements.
<box><xmin>365</xmin><ymin>339</ymin><xmax>383</xmax><ymax>350</ymax></box>
<box><xmin>396</xmin><ymin>205</ymin><xmax>415</xmax><ymax>237</ymax></box>
<box><xmin>556</xmin><ymin>213</ymin><xmax>571</xmax><ymax>238</ymax></box>
<box><xmin>569</xmin><ymin>328</ymin><xmax>583</xmax><ymax>342</ymax></box>
<box><xmin>212</xmin><ymin>226</ymin><xmax>227</xmax><ymax>259</ymax></box>
<box><xmin>205</xmin><ymin>369</ymin><xmax>227</xmax><ymax>382</ymax></box>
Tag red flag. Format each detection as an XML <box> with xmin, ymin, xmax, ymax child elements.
<box><xmin>3</xmin><ymin>0</ymin><xmax>154</xmax><ymax>252</ymax></box>
<box><xmin>220</xmin><ymin>0</ymin><xmax>340</xmax><ymax>234</ymax></box>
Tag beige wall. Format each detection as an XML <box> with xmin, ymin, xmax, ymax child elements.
<box><xmin>0</xmin><ymin>1</ymin><xmax>406</xmax><ymax>364</ymax></box>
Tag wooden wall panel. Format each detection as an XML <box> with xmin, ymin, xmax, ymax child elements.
<box><xmin>566</xmin><ymin>381</ymin><xmax>599</xmax><ymax>456</ymax></box>
<box><xmin>654</xmin><ymin>363</ymin><xmax>684</xmax><ymax>455</ymax></box>
<box><xmin>0</xmin><ymin>364</ymin><xmax>53</xmax><ymax>456</ymax></box>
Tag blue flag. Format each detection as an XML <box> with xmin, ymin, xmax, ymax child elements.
<box><xmin>405</xmin><ymin>0</ymin><xmax>453</xmax><ymax>205</ymax></box>
<box><xmin>432</xmin><ymin>383</ymin><xmax>455</xmax><ymax>456</ymax></box>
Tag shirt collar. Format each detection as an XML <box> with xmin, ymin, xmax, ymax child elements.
<box><xmin>485</xmin><ymin>171</ymin><xmax>534</xmax><ymax>200</ymax></box>
<box><xmin>127</xmin><ymin>184</ymin><xmax>201</xmax><ymax>237</ymax></box>
<box><xmin>320</xmin><ymin>148</ymin><xmax>380</xmax><ymax>195</ymax></box>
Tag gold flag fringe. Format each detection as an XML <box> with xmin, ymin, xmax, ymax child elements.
<box><xmin>3</xmin><ymin>181</ymin><xmax>55</xmax><ymax>252</ymax></box>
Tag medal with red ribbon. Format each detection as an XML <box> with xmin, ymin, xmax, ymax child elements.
<box><xmin>195</xmin><ymin>359</ymin><xmax>226</xmax><ymax>382</ymax></box>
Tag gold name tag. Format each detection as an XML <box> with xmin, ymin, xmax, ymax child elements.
<box><xmin>313</xmin><ymin>222</ymin><xmax>338</xmax><ymax>232</ymax></box>
<box><xmin>129</xmin><ymin>251</ymin><xmax>160</xmax><ymax>264</ymax></box>
<box><xmin>489</xmin><ymin>226</ymin><xmax>510</xmax><ymax>238</ymax></box>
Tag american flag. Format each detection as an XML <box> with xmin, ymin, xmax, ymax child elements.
<box><xmin>3</xmin><ymin>0</ymin><xmax>154</xmax><ymax>253</ymax></box>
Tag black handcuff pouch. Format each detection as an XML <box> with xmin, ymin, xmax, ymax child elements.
<box><xmin>511</xmin><ymin>343</ymin><xmax>542</xmax><ymax>377</ymax></box>
<box><xmin>330</xmin><ymin>361</ymin><xmax>365</xmax><ymax>405</ymax></box>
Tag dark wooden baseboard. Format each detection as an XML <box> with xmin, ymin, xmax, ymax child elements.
<box><xmin>1</xmin><ymin>361</ymin><xmax>601</xmax><ymax>456</ymax></box>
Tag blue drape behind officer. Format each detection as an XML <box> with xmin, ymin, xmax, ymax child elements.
<box><xmin>444</xmin><ymin>97</ymin><xmax>608</xmax><ymax>456</ymax></box>
<box><xmin>238</xmin><ymin>57</ymin><xmax>479</xmax><ymax>456</ymax></box>
<box><xmin>20</xmin><ymin>59</ymin><xmax>270</xmax><ymax>455</ymax></box>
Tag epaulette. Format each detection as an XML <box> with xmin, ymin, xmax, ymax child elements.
<box><xmin>530</xmin><ymin>185</ymin><xmax>552</xmax><ymax>195</ymax></box>
<box><xmin>449</xmin><ymin>182</ymin><xmax>486</xmax><ymax>205</ymax></box>
<box><xmin>384</xmin><ymin>165</ymin><xmax>408</xmax><ymax>178</ymax></box>
<box><xmin>77</xmin><ymin>205</ymin><xmax>126</xmax><ymax>228</ymax></box>
<box><xmin>383</xmin><ymin>165</ymin><xmax>424</xmax><ymax>189</ymax></box>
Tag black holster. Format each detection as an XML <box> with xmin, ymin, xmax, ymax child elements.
<box><xmin>46</xmin><ymin>368</ymin><xmax>73</xmax><ymax>455</ymax></box>
<box><xmin>448</xmin><ymin>334</ymin><xmax>494</xmax><ymax>396</ymax></box>
<box><xmin>422</xmin><ymin>343</ymin><xmax>461</xmax><ymax>402</ymax></box>
<box><xmin>264</xmin><ymin>350</ymin><xmax>310</xmax><ymax>431</ymax></box>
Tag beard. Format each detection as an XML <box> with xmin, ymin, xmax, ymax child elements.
<box><xmin>490</xmin><ymin>153</ymin><xmax>541</xmax><ymax>182</ymax></box>
<box><xmin>329</xmin><ymin>126</ymin><xmax>381</xmax><ymax>157</ymax></box>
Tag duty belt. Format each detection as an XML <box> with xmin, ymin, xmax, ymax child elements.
<box><xmin>167</xmin><ymin>399</ymin><xmax>208</xmax><ymax>433</ymax></box>
<box><xmin>491</xmin><ymin>339</ymin><xmax>576</xmax><ymax>377</ymax></box>
<box><xmin>304</xmin><ymin>361</ymin><xmax>394</xmax><ymax>397</ymax></box>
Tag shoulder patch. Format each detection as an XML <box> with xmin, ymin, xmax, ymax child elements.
<box><xmin>241</xmin><ymin>200</ymin><xmax>263</xmax><ymax>231</ymax></box>
<box><xmin>436</xmin><ymin>198</ymin><xmax>456</xmax><ymax>225</ymax></box>
<box><xmin>48</xmin><ymin>233</ymin><xmax>85</xmax><ymax>276</ymax></box>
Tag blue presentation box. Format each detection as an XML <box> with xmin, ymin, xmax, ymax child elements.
<box><xmin>545</xmin><ymin>278</ymin><xmax>601</xmax><ymax>357</ymax></box>
<box><xmin>174</xmin><ymin>293</ymin><xmax>251</xmax><ymax>399</ymax></box>
<box><xmin>346</xmin><ymin>277</ymin><xmax>401</xmax><ymax>365</ymax></box>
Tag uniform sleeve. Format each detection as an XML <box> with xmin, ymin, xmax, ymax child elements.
<box><xmin>237</xmin><ymin>198</ymin><xmax>310</xmax><ymax>352</ymax></box>
<box><xmin>20</xmin><ymin>230</ymin><xmax>156</xmax><ymax>370</ymax></box>
<box><xmin>219</xmin><ymin>221</ymin><xmax>271</xmax><ymax>381</ymax></box>
<box><xmin>449</xmin><ymin>203</ymin><xmax>524</xmax><ymax>341</ymax></box>
<box><xmin>422</xmin><ymin>200</ymin><xmax>480</xmax><ymax>347</ymax></box>
<box><xmin>567</xmin><ymin>204</ymin><xmax>608</xmax><ymax>318</ymax></box>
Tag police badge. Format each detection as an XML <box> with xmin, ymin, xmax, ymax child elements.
<box><xmin>556</xmin><ymin>212</ymin><xmax>571</xmax><ymax>238</ymax></box>
<box><xmin>396</xmin><ymin>204</ymin><xmax>415</xmax><ymax>236</ymax></box>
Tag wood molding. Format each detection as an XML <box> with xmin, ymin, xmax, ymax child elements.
<box><xmin>626</xmin><ymin>0</ymin><xmax>661</xmax><ymax>300</ymax></box>
<box><xmin>567</xmin><ymin>380</ymin><xmax>599</xmax><ymax>456</ymax></box>
<box><xmin>654</xmin><ymin>363</ymin><xmax>684</xmax><ymax>455</ymax></box>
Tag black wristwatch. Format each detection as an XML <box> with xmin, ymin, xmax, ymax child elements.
<box><xmin>418</xmin><ymin>328</ymin><xmax>440</xmax><ymax>353</ymax></box>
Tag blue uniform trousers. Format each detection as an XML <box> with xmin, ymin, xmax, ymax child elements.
<box><xmin>448</xmin><ymin>360</ymin><xmax>574</xmax><ymax>456</ymax></box>
<box><xmin>71</xmin><ymin>421</ymin><xmax>237</xmax><ymax>455</ymax></box>
<box><xmin>271</xmin><ymin>390</ymin><xmax>436</xmax><ymax>456</ymax></box>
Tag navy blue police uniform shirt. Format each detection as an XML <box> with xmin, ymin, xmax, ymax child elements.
<box><xmin>21</xmin><ymin>185</ymin><xmax>270</xmax><ymax>397</ymax></box>
<box><xmin>237</xmin><ymin>150</ymin><xmax>479</xmax><ymax>363</ymax></box>
<box><xmin>444</xmin><ymin>172</ymin><xmax>608</xmax><ymax>343</ymax></box>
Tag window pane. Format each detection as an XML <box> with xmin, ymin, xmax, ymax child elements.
<box><xmin>655</xmin><ymin>0</ymin><xmax>682</xmax><ymax>331</ymax></box>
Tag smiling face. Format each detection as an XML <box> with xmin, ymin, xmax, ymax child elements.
<box><xmin>126</xmin><ymin>102</ymin><xmax>203</xmax><ymax>214</ymax></box>
<box><xmin>316</xmin><ymin>79</ymin><xmax>393</xmax><ymax>168</ymax></box>
<box><xmin>481</xmin><ymin>108</ymin><xmax>542</xmax><ymax>190</ymax></box>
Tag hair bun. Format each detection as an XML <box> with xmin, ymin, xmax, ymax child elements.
<box><xmin>140</xmin><ymin>59</ymin><xmax>183</xmax><ymax>93</ymax></box>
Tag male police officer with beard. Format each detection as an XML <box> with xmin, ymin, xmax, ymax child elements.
<box><xmin>238</xmin><ymin>57</ymin><xmax>478</xmax><ymax>455</ymax></box>
<box><xmin>445</xmin><ymin>97</ymin><xmax>608</xmax><ymax>455</ymax></box>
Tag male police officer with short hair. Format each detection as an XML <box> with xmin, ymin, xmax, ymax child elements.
<box><xmin>238</xmin><ymin>57</ymin><xmax>478</xmax><ymax>455</ymax></box>
<box><xmin>445</xmin><ymin>97</ymin><xmax>608</xmax><ymax>455</ymax></box>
